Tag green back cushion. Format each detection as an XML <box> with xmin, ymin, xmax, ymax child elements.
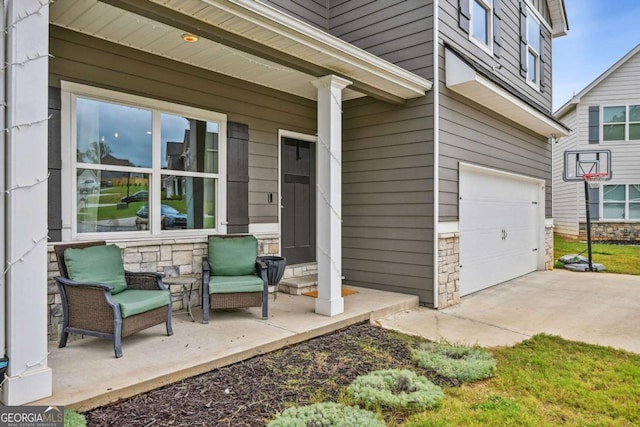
<box><xmin>208</xmin><ymin>236</ymin><xmax>257</xmax><ymax>276</ymax></box>
<box><xmin>64</xmin><ymin>244</ymin><xmax>128</xmax><ymax>295</ymax></box>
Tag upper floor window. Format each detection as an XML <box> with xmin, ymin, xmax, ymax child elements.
<box><xmin>603</xmin><ymin>105</ymin><xmax>640</xmax><ymax>142</ymax></box>
<box><xmin>66</xmin><ymin>83</ymin><xmax>227</xmax><ymax>238</ymax></box>
<box><xmin>525</xmin><ymin>11</ymin><xmax>541</xmax><ymax>86</ymax></box>
<box><xmin>470</xmin><ymin>0</ymin><xmax>493</xmax><ymax>51</ymax></box>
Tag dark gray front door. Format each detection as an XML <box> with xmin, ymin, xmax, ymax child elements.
<box><xmin>281</xmin><ymin>137</ymin><xmax>316</xmax><ymax>265</ymax></box>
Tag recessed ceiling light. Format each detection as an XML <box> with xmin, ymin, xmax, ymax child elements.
<box><xmin>182</xmin><ymin>33</ymin><xmax>199</xmax><ymax>43</ymax></box>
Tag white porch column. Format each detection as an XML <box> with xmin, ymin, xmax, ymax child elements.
<box><xmin>1</xmin><ymin>0</ymin><xmax>52</xmax><ymax>404</ymax></box>
<box><xmin>312</xmin><ymin>75</ymin><xmax>351</xmax><ymax>316</ymax></box>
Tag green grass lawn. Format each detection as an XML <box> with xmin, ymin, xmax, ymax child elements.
<box><xmin>554</xmin><ymin>235</ymin><xmax>640</xmax><ymax>275</ymax></box>
<box><xmin>403</xmin><ymin>335</ymin><xmax>640</xmax><ymax>426</ymax></box>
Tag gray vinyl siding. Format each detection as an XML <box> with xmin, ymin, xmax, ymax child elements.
<box><xmin>262</xmin><ymin>0</ymin><xmax>329</xmax><ymax>30</ymax></box>
<box><xmin>332</xmin><ymin>1</ymin><xmax>434</xmax><ymax>305</ymax></box>
<box><xmin>552</xmin><ymin>110</ymin><xmax>580</xmax><ymax>236</ymax></box>
<box><xmin>49</xmin><ymin>26</ymin><xmax>316</xmax><ymax>229</ymax></box>
<box><xmin>438</xmin><ymin>0</ymin><xmax>554</xmax><ymax>221</ymax></box>
<box><xmin>554</xmin><ymin>51</ymin><xmax>640</xmax><ymax>230</ymax></box>
<box><xmin>329</xmin><ymin>0</ymin><xmax>433</xmax><ymax>79</ymax></box>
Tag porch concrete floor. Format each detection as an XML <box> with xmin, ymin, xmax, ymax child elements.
<box><xmin>33</xmin><ymin>287</ymin><xmax>417</xmax><ymax>411</ymax></box>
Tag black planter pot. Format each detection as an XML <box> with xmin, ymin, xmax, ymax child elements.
<box><xmin>259</xmin><ymin>256</ymin><xmax>287</xmax><ymax>298</ymax></box>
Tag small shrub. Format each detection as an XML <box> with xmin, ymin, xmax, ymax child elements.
<box><xmin>64</xmin><ymin>410</ymin><xmax>86</xmax><ymax>427</ymax></box>
<box><xmin>268</xmin><ymin>402</ymin><xmax>385</xmax><ymax>427</ymax></box>
<box><xmin>347</xmin><ymin>369</ymin><xmax>444</xmax><ymax>412</ymax></box>
<box><xmin>411</xmin><ymin>342</ymin><xmax>496</xmax><ymax>382</ymax></box>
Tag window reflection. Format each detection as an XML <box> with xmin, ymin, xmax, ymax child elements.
<box><xmin>161</xmin><ymin>114</ymin><xmax>219</xmax><ymax>173</ymax></box>
<box><xmin>77</xmin><ymin>169</ymin><xmax>150</xmax><ymax>233</ymax></box>
<box><xmin>161</xmin><ymin>176</ymin><xmax>216</xmax><ymax>230</ymax></box>
<box><xmin>77</xmin><ymin>98</ymin><xmax>152</xmax><ymax>168</ymax></box>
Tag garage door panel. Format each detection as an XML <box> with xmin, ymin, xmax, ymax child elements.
<box><xmin>459</xmin><ymin>166</ymin><xmax>542</xmax><ymax>297</ymax></box>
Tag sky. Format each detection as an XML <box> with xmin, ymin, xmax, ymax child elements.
<box><xmin>552</xmin><ymin>0</ymin><xmax>640</xmax><ymax>111</ymax></box>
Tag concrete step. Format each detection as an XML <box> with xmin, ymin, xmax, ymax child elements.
<box><xmin>279</xmin><ymin>274</ymin><xmax>317</xmax><ymax>295</ymax></box>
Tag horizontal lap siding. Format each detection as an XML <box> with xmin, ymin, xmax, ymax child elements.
<box><xmin>438</xmin><ymin>0</ymin><xmax>553</xmax><ymax>221</ymax></box>
<box><xmin>263</xmin><ymin>0</ymin><xmax>328</xmax><ymax>29</ymax></box>
<box><xmin>49</xmin><ymin>27</ymin><xmax>316</xmax><ymax>226</ymax></box>
<box><xmin>330</xmin><ymin>1</ymin><xmax>435</xmax><ymax>305</ymax></box>
<box><xmin>552</xmin><ymin>111</ymin><xmax>579</xmax><ymax>236</ymax></box>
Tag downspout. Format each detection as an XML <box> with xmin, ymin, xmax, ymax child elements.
<box><xmin>432</xmin><ymin>0</ymin><xmax>440</xmax><ymax>309</ymax></box>
<box><xmin>0</xmin><ymin>0</ymin><xmax>7</xmax><ymax>364</ymax></box>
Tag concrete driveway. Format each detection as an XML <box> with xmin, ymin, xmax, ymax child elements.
<box><xmin>378</xmin><ymin>270</ymin><xmax>640</xmax><ymax>353</ymax></box>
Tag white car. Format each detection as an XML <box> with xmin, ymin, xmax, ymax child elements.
<box><xmin>78</xmin><ymin>179</ymin><xmax>99</xmax><ymax>194</ymax></box>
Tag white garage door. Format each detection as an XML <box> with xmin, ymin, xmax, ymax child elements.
<box><xmin>459</xmin><ymin>165</ymin><xmax>543</xmax><ymax>296</ymax></box>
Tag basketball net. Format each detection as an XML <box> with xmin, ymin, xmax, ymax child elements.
<box><xmin>584</xmin><ymin>172</ymin><xmax>608</xmax><ymax>189</ymax></box>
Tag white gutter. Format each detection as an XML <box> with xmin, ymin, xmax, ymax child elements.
<box><xmin>432</xmin><ymin>0</ymin><xmax>440</xmax><ymax>309</ymax></box>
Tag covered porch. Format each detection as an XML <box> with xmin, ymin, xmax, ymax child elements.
<box><xmin>0</xmin><ymin>0</ymin><xmax>431</xmax><ymax>404</ymax></box>
<box><xmin>33</xmin><ymin>286</ymin><xmax>417</xmax><ymax>411</ymax></box>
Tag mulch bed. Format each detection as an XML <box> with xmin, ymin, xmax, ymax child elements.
<box><xmin>86</xmin><ymin>323</ymin><xmax>455</xmax><ymax>426</ymax></box>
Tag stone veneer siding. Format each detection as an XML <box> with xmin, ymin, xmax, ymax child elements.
<box><xmin>437</xmin><ymin>232</ymin><xmax>460</xmax><ymax>309</ymax></box>
<box><xmin>579</xmin><ymin>221</ymin><xmax>640</xmax><ymax>242</ymax></box>
<box><xmin>47</xmin><ymin>234</ymin><xmax>279</xmax><ymax>342</ymax></box>
<box><xmin>545</xmin><ymin>224</ymin><xmax>554</xmax><ymax>270</ymax></box>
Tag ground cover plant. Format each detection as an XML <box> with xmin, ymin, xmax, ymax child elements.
<box><xmin>85</xmin><ymin>324</ymin><xmax>640</xmax><ymax>426</ymax></box>
<box><xmin>554</xmin><ymin>234</ymin><xmax>640</xmax><ymax>274</ymax></box>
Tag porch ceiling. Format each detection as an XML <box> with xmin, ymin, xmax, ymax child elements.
<box><xmin>50</xmin><ymin>0</ymin><xmax>432</xmax><ymax>104</ymax></box>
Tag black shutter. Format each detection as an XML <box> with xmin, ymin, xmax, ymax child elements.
<box><xmin>459</xmin><ymin>0</ymin><xmax>470</xmax><ymax>33</ymax></box>
<box><xmin>48</xmin><ymin>87</ymin><xmax>62</xmax><ymax>242</ymax></box>
<box><xmin>493</xmin><ymin>0</ymin><xmax>503</xmax><ymax>58</ymax></box>
<box><xmin>226</xmin><ymin>122</ymin><xmax>250</xmax><ymax>234</ymax></box>
<box><xmin>588</xmin><ymin>187</ymin><xmax>600</xmax><ymax>220</ymax></box>
<box><xmin>588</xmin><ymin>106</ymin><xmax>600</xmax><ymax>144</ymax></box>
<box><xmin>539</xmin><ymin>56</ymin><xmax>546</xmax><ymax>92</ymax></box>
<box><xmin>539</xmin><ymin>29</ymin><xmax>547</xmax><ymax>92</ymax></box>
<box><xmin>519</xmin><ymin>1</ymin><xmax>528</xmax><ymax>78</ymax></box>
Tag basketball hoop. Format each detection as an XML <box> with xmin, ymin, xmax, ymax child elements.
<box><xmin>584</xmin><ymin>172</ymin><xmax>608</xmax><ymax>189</ymax></box>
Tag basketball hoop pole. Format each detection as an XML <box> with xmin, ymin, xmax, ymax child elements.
<box><xmin>583</xmin><ymin>179</ymin><xmax>594</xmax><ymax>272</ymax></box>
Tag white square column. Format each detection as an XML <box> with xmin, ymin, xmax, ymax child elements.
<box><xmin>2</xmin><ymin>0</ymin><xmax>52</xmax><ymax>404</ymax></box>
<box><xmin>312</xmin><ymin>75</ymin><xmax>351</xmax><ymax>316</ymax></box>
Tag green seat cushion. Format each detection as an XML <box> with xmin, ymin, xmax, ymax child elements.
<box><xmin>208</xmin><ymin>236</ymin><xmax>258</xmax><ymax>276</ymax></box>
<box><xmin>111</xmin><ymin>289</ymin><xmax>170</xmax><ymax>318</ymax></box>
<box><xmin>64</xmin><ymin>244</ymin><xmax>128</xmax><ymax>295</ymax></box>
<box><xmin>209</xmin><ymin>275</ymin><xmax>264</xmax><ymax>294</ymax></box>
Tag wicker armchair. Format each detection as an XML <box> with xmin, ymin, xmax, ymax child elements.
<box><xmin>54</xmin><ymin>241</ymin><xmax>173</xmax><ymax>358</ymax></box>
<box><xmin>202</xmin><ymin>235</ymin><xmax>268</xmax><ymax>323</ymax></box>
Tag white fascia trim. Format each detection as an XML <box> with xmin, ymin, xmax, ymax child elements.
<box><xmin>548</xmin><ymin>0</ymin><xmax>569</xmax><ymax>37</ymax></box>
<box><xmin>210</xmin><ymin>0</ymin><xmax>432</xmax><ymax>97</ymax></box>
<box><xmin>446</xmin><ymin>50</ymin><xmax>569</xmax><ymax>138</ymax></box>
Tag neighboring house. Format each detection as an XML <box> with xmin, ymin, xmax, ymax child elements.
<box><xmin>0</xmin><ymin>0</ymin><xmax>568</xmax><ymax>404</ymax></box>
<box><xmin>553</xmin><ymin>43</ymin><xmax>640</xmax><ymax>241</ymax></box>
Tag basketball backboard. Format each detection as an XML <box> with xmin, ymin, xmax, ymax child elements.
<box><xmin>563</xmin><ymin>149</ymin><xmax>612</xmax><ymax>182</ymax></box>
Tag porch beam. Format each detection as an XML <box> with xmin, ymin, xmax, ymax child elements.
<box><xmin>312</xmin><ymin>75</ymin><xmax>351</xmax><ymax>317</ymax></box>
<box><xmin>2</xmin><ymin>0</ymin><xmax>52</xmax><ymax>404</ymax></box>
<box><xmin>97</xmin><ymin>0</ymin><xmax>406</xmax><ymax>105</ymax></box>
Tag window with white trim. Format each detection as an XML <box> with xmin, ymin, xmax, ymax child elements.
<box><xmin>525</xmin><ymin>9</ymin><xmax>541</xmax><ymax>86</ymax></box>
<box><xmin>603</xmin><ymin>184</ymin><xmax>640</xmax><ymax>220</ymax></box>
<box><xmin>603</xmin><ymin>105</ymin><xmax>640</xmax><ymax>141</ymax></box>
<box><xmin>69</xmin><ymin>86</ymin><xmax>226</xmax><ymax>236</ymax></box>
<box><xmin>470</xmin><ymin>0</ymin><xmax>493</xmax><ymax>51</ymax></box>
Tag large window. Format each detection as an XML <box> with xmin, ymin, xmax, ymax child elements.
<box><xmin>603</xmin><ymin>105</ymin><xmax>640</xmax><ymax>141</ymax></box>
<box><xmin>525</xmin><ymin>10</ymin><xmax>541</xmax><ymax>87</ymax></box>
<box><xmin>603</xmin><ymin>184</ymin><xmax>640</xmax><ymax>220</ymax></box>
<box><xmin>470</xmin><ymin>0</ymin><xmax>493</xmax><ymax>51</ymax></box>
<box><xmin>69</xmin><ymin>84</ymin><xmax>226</xmax><ymax>236</ymax></box>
